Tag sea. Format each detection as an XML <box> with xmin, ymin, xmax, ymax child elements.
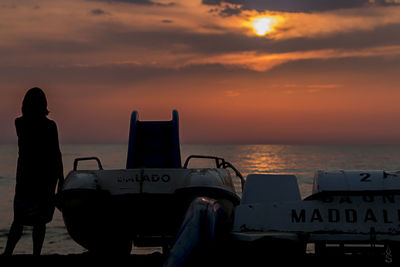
<box><xmin>1</xmin><ymin>143</ymin><xmax>400</xmax><ymax>255</ymax></box>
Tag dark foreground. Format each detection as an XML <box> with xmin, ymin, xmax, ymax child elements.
<box><xmin>0</xmin><ymin>252</ymin><xmax>394</xmax><ymax>267</ymax></box>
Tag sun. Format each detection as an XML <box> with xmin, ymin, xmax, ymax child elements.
<box><xmin>250</xmin><ymin>16</ymin><xmax>277</xmax><ymax>36</ymax></box>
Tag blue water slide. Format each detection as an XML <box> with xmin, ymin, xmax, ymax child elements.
<box><xmin>126</xmin><ymin>110</ymin><xmax>182</xmax><ymax>169</ymax></box>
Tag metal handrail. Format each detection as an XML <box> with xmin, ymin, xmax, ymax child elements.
<box><xmin>183</xmin><ymin>155</ymin><xmax>245</xmax><ymax>190</ymax></box>
<box><xmin>73</xmin><ymin>157</ymin><xmax>103</xmax><ymax>171</ymax></box>
<box><xmin>222</xmin><ymin>161</ymin><xmax>245</xmax><ymax>190</ymax></box>
<box><xmin>183</xmin><ymin>155</ymin><xmax>226</xmax><ymax>169</ymax></box>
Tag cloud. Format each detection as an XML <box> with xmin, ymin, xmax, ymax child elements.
<box><xmin>265</xmin><ymin>23</ymin><xmax>400</xmax><ymax>53</ymax></box>
<box><xmin>89</xmin><ymin>0</ymin><xmax>175</xmax><ymax>6</ymax></box>
<box><xmin>4</xmin><ymin>10</ymin><xmax>400</xmax><ymax>73</ymax></box>
<box><xmin>281</xmin><ymin>83</ymin><xmax>342</xmax><ymax>94</ymax></box>
<box><xmin>91</xmin><ymin>8</ymin><xmax>106</xmax><ymax>15</ymax></box>
<box><xmin>213</xmin><ymin>4</ymin><xmax>242</xmax><ymax>17</ymax></box>
<box><xmin>307</xmin><ymin>84</ymin><xmax>342</xmax><ymax>89</ymax></box>
<box><xmin>242</xmin><ymin>6</ymin><xmax>400</xmax><ymax>41</ymax></box>
<box><xmin>202</xmin><ymin>0</ymin><xmax>400</xmax><ymax>12</ymax></box>
<box><xmin>202</xmin><ymin>0</ymin><xmax>242</xmax><ymax>6</ymax></box>
<box><xmin>224</xmin><ymin>90</ymin><xmax>240</xmax><ymax>97</ymax></box>
<box><xmin>186</xmin><ymin>45</ymin><xmax>400</xmax><ymax>71</ymax></box>
<box><xmin>2</xmin><ymin>0</ymin><xmax>400</xmax><ymax>75</ymax></box>
<box><xmin>161</xmin><ymin>19</ymin><xmax>173</xmax><ymax>23</ymax></box>
<box><xmin>0</xmin><ymin>4</ymin><xmax>17</xmax><ymax>9</ymax></box>
<box><xmin>370</xmin><ymin>0</ymin><xmax>400</xmax><ymax>5</ymax></box>
<box><xmin>203</xmin><ymin>1</ymin><xmax>243</xmax><ymax>17</ymax></box>
<box><xmin>1</xmin><ymin>1</ymin><xmax>400</xmax><ymax>71</ymax></box>
<box><xmin>283</xmin><ymin>83</ymin><xmax>342</xmax><ymax>89</ymax></box>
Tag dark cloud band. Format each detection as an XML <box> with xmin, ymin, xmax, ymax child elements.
<box><xmin>202</xmin><ymin>0</ymin><xmax>400</xmax><ymax>12</ymax></box>
<box><xmin>88</xmin><ymin>0</ymin><xmax>175</xmax><ymax>7</ymax></box>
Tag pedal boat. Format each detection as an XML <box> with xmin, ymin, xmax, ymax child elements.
<box><xmin>57</xmin><ymin>110</ymin><xmax>244</xmax><ymax>254</ymax></box>
<box><xmin>232</xmin><ymin>171</ymin><xmax>400</xmax><ymax>258</ymax></box>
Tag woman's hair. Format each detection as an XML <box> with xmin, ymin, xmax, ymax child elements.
<box><xmin>21</xmin><ymin>87</ymin><xmax>49</xmax><ymax>117</ymax></box>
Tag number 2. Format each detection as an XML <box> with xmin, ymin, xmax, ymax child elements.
<box><xmin>360</xmin><ymin>173</ymin><xmax>371</xmax><ymax>182</ymax></box>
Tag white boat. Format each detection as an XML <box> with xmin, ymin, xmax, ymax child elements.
<box><xmin>232</xmin><ymin>170</ymin><xmax>400</xmax><ymax>260</ymax></box>
<box><xmin>57</xmin><ymin>110</ymin><xmax>244</xmax><ymax>255</ymax></box>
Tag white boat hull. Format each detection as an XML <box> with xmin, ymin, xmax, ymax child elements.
<box><xmin>58</xmin><ymin>168</ymin><xmax>240</xmax><ymax>253</ymax></box>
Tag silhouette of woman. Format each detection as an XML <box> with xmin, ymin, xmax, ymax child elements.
<box><xmin>3</xmin><ymin>87</ymin><xmax>64</xmax><ymax>256</ymax></box>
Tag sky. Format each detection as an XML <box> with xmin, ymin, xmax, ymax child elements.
<box><xmin>1</xmin><ymin>0</ymin><xmax>400</xmax><ymax>144</ymax></box>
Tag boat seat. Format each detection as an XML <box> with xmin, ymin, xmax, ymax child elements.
<box><xmin>126</xmin><ymin>110</ymin><xmax>182</xmax><ymax>169</ymax></box>
<box><xmin>241</xmin><ymin>174</ymin><xmax>301</xmax><ymax>204</ymax></box>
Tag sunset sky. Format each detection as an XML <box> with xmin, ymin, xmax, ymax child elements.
<box><xmin>1</xmin><ymin>0</ymin><xmax>400</xmax><ymax>144</ymax></box>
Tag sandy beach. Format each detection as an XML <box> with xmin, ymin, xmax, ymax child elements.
<box><xmin>0</xmin><ymin>253</ymin><xmax>165</xmax><ymax>267</ymax></box>
<box><xmin>0</xmin><ymin>252</ymin><xmax>392</xmax><ymax>267</ymax></box>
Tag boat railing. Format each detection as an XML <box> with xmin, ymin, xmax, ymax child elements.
<box><xmin>73</xmin><ymin>157</ymin><xmax>104</xmax><ymax>171</ymax></box>
<box><xmin>72</xmin><ymin>155</ymin><xmax>245</xmax><ymax>190</ymax></box>
<box><xmin>183</xmin><ymin>155</ymin><xmax>245</xmax><ymax>190</ymax></box>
